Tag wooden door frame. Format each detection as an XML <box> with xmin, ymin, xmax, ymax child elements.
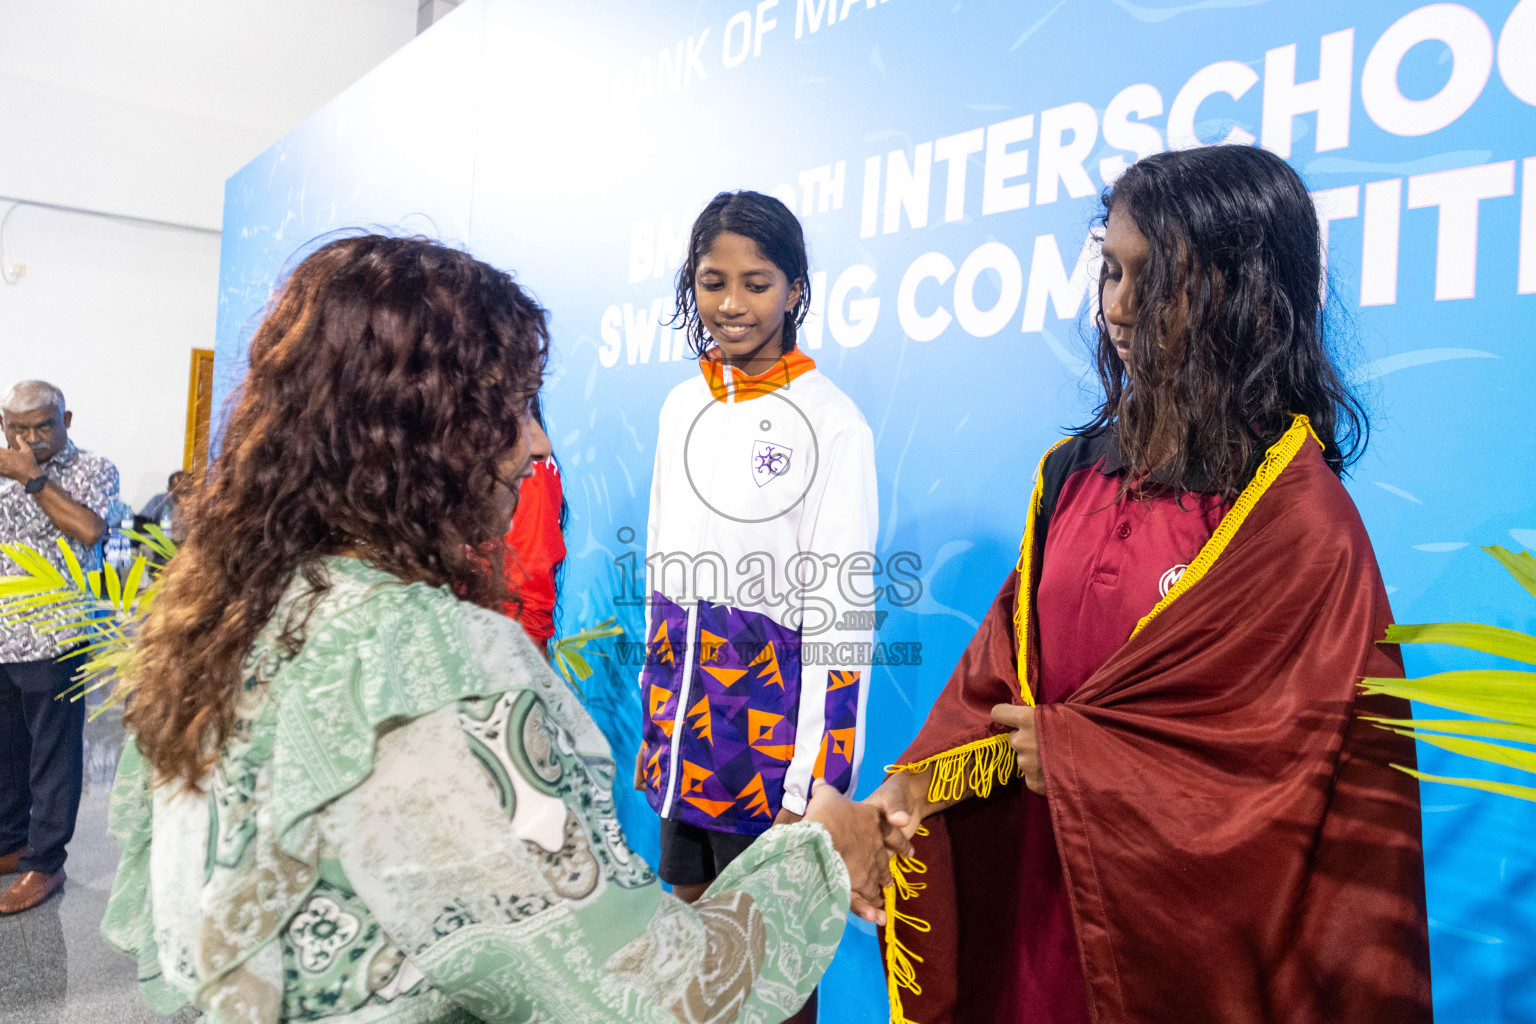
<box><xmin>184</xmin><ymin>348</ymin><xmax>215</xmax><ymax>472</ymax></box>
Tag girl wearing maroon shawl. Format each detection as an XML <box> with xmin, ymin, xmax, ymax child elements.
<box><xmin>867</xmin><ymin>146</ymin><xmax>1433</xmax><ymax>1024</ymax></box>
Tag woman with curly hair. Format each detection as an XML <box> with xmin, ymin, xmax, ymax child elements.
<box><xmin>868</xmin><ymin>146</ymin><xmax>1432</xmax><ymax>1024</ymax></box>
<box><xmin>102</xmin><ymin>235</ymin><xmax>908</xmax><ymax>1024</ymax></box>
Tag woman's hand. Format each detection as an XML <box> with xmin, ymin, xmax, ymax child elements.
<box><xmin>990</xmin><ymin>704</ymin><xmax>1046</xmax><ymax>796</ymax></box>
<box><xmin>849</xmin><ymin>774</ymin><xmax>933</xmax><ymax>924</ymax></box>
<box><xmin>804</xmin><ymin>780</ymin><xmax>913</xmax><ymax>926</ymax></box>
<box><xmin>633</xmin><ymin>749</ymin><xmax>644</xmax><ymax>792</ymax></box>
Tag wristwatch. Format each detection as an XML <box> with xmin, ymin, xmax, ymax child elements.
<box><xmin>23</xmin><ymin>474</ymin><xmax>47</xmax><ymax>495</ymax></box>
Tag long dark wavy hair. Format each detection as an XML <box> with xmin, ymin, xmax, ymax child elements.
<box><xmin>669</xmin><ymin>190</ymin><xmax>811</xmax><ymax>359</ymax></box>
<box><xmin>127</xmin><ymin>235</ymin><xmax>548</xmax><ymax>786</ymax></box>
<box><xmin>1082</xmin><ymin>146</ymin><xmax>1367</xmax><ymax>494</ymax></box>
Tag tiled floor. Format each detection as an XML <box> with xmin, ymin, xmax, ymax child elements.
<box><xmin>0</xmin><ymin>698</ymin><xmax>198</xmax><ymax>1024</ymax></box>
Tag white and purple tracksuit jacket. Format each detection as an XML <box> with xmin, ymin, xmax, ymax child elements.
<box><xmin>639</xmin><ymin>348</ymin><xmax>878</xmax><ymax>835</ymax></box>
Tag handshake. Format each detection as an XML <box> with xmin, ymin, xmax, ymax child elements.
<box><xmin>636</xmin><ymin>745</ymin><xmax>1028</xmax><ymax>925</ymax></box>
<box><xmin>802</xmin><ymin>779</ymin><xmax>920</xmax><ymax>927</ymax></box>
<box><xmin>801</xmin><ymin>701</ymin><xmax>1044</xmax><ymax>927</ymax></box>
<box><xmin>635</xmin><ymin>702</ymin><xmax>1048</xmax><ymax>927</ymax></box>
<box><xmin>632</xmin><ymin>749</ymin><xmax>919</xmax><ymax>924</ymax></box>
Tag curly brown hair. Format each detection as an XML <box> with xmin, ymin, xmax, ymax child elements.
<box><xmin>126</xmin><ymin>235</ymin><xmax>549</xmax><ymax>787</ymax></box>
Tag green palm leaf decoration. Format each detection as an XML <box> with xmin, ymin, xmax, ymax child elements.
<box><xmin>551</xmin><ymin>616</ymin><xmax>626</xmax><ymax>699</ymax></box>
<box><xmin>0</xmin><ymin>527</ymin><xmax>176</xmax><ymax>716</ymax></box>
<box><xmin>1361</xmin><ymin>545</ymin><xmax>1536</xmax><ymax>802</ymax></box>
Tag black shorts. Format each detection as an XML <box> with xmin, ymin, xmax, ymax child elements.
<box><xmin>657</xmin><ymin>818</ymin><xmax>761</xmax><ymax>886</ymax></box>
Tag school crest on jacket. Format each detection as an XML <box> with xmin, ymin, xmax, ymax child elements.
<box><xmin>750</xmin><ymin>440</ymin><xmax>792</xmax><ymax>487</ymax></box>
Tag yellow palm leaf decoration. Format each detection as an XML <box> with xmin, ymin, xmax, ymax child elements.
<box><xmin>0</xmin><ymin>527</ymin><xmax>176</xmax><ymax>716</ymax></box>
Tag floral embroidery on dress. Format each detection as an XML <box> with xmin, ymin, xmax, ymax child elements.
<box><xmin>278</xmin><ymin>869</ymin><xmax>421</xmax><ymax>1021</ymax></box>
<box><xmin>676</xmin><ymin>890</ymin><xmax>767</xmax><ymax>1024</ymax></box>
<box><xmin>205</xmin><ymin>663</ymin><xmax>284</xmax><ymax>882</ymax></box>
<box><xmin>605</xmin><ymin>890</ymin><xmax>768</xmax><ymax>1024</ymax></box>
<box><xmin>288</xmin><ymin>895</ymin><xmax>362</xmax><ymax>974</ymax></box>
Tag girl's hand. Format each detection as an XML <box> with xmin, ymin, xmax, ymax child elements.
<box><xmin>773</xmin><ymin>806</ymin><xmax>804</xmax><ymax>826</ymax></box>
<box><xmin>633</xmin><ymin>749</ymin><xmax>644</xmax><ymax>792</ymax></box>
<box><xmin>804</xmin><ymin>780</ymin><xmax>913</xmax><ymax>926</ymax></box>
<box><xmin>990</xmin><ymin>704</ymin><xmax>1046</xmax><ymax>796</ymax></box>
<box><xmin>852</xmin><ymin>772</ymin><xmax>937</xmax><ymax>924</ymax></box>
<box><xmin>862</xmin><ymin>772</ymin><xmax>929</xmax><ymax>843</ymax></box>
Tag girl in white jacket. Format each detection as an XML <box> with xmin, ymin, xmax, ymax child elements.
<box><xmin>636</xmin><ymin>194</ymin><xmax>879</xmax><ymax>969</ymax></box>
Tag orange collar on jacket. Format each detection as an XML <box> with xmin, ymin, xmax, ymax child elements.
<box><xmin>699</xmin><ymin>347</ymin><xmax>816</xmax><ymax>403</ymax></box>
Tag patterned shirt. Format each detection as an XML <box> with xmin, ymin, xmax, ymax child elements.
<box><xmin>0</xmin><ymin>440</ymin><xmax>120</xmax><ymax>661</ymax></box>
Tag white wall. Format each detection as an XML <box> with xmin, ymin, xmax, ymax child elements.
<box><xmin>0</xmin><ymin>0</ymin><xmax>420</xmax><ymax>508</ymax></box>
<box><xmin>0</xmin><ymin>204</ymin><xmax>220</xmax><ymax>508</ymax></box>
<box><xmin>0</xmin><ymin>0</ymin><xmax>421</xmax><ymax>228</ymax></box>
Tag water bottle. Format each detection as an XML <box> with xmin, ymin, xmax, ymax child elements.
<box><xmin>106</xmin><ymin>511</ymin><xmax>133</xmax><ymax>577</ymax></box>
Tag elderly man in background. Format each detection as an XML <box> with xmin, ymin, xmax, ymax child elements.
<box><xmin>0</xmin><ymin>381</ymin><xmax>118</xmax><ymax>914</ymax></box>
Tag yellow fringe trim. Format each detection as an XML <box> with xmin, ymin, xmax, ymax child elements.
<box><xmin>1129</xmin><ymin>414</ymin><xmax>1322</xmax><ymax>639</ymax></box>
<box><xmin>884</xmin><ymin>825</ymin><xmax>930</xmax><ymax>1024</ymax></box>
<box><xmin>880</xmin><ymin>735</ymin><xmax>1013</xmax><ymax>1022</ymax></box>
<box><xmin>1011</xmin><ymin>437</ymin><xmax>1071</xmax><ymax>707</ymax></box>
<box><xmin>885</xmin><ymin>733</ymin><xmax>1017</xmax><ymax>804</ymax></box>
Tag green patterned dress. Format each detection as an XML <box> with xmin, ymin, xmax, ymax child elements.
<box><xmin>102</xmin><ymin>558</ymin><xmax>849</xmax><ymax>1024</ymax></box>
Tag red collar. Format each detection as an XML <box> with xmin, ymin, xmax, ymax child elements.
<box><xmin>699</xmin><ymin>347</ymin><xmax>816</xmax><ymax>403</ymax></box>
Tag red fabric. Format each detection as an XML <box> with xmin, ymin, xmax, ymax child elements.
<box><xmin>1037</xmin><ymin>462</ymin><xmax>1229</xmax><ymax>704</ymax></box>
<box><xmin>503</xmin><ymin>460</ymin><xmax>564</xmax><ymax>652</ymax></box>
<box><xmin>885</xmin><ymin>440</ymin><xmax>1432</xmax><ymax>1024</ymax></box>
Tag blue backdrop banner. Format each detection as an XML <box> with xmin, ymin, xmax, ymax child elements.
<box><xmin>213</xmin><ymin>2</ymin><xmax>1536</xmax><ymax>1019</ymax></box>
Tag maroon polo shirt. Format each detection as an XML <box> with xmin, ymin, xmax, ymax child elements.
<box><xmin>1037</xmin><ymin>456</ymin><xmax>1230</xmax><ymax>704</ymax></box>
<box><xmin>1006</xmin><ymin>440</ymin><xmax>1230</xmax><ymax>1023</ymax></box>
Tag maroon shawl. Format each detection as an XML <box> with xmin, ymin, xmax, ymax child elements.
<box><xmin>882</xmin><ymin>420</ymin><xmax>1432</xmax><ymax>1023</ymax></box>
